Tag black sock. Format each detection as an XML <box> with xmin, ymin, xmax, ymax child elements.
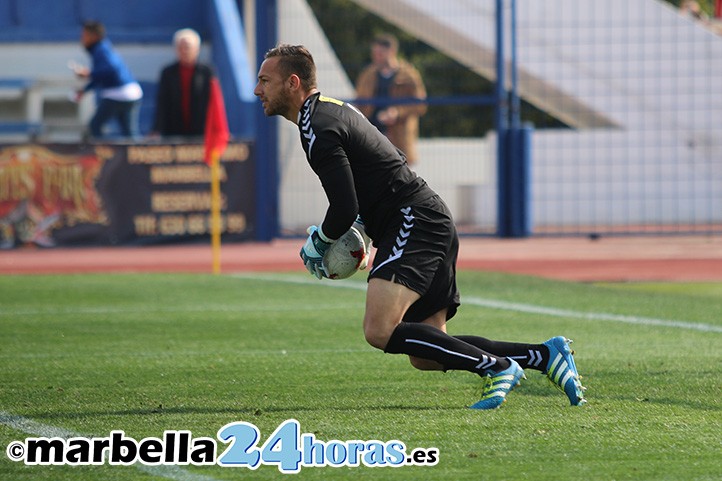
<box><xmin>384</xmin><ymin>322</ymin><xmax>510</xmax><ymax>375</ymax></box>
<box><xmin>455</xmin><ymin>335</ymin><xmax>549</xmax><ymax>371</ymax></box>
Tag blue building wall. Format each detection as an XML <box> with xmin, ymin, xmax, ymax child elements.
<box><xmin>0</xmin><ymin>0</ymin><xmax>208</xmax><ymax>42</ymax></box>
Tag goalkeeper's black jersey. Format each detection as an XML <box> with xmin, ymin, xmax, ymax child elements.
<box><xmin>298</xmin><ymin>92</ymin><xmax>435</xmax><ymax>241</ymax></box>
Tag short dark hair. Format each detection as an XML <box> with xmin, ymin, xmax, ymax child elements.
<box><xmin>82</xmin><ymin>20</ymin><xmax>106</xmax><ymax>39</ymax></box>
<box><xmin>372</xmin><ymin>33</ymin><xmax>398</xmax><ymax>51</ymax></box>
<box><xmin>264</xmin><ymin>44</ymin><xmax>317</xmax><ymax>91</ymax></box>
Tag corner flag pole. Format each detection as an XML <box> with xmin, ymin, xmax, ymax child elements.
<box><xmin>204</xmin><ymin>77</ymin><xmax>229</xmax><ymax>275</ymax></box>
<box><xmin>210</xmin><ymin>149</ymin><xmax>222</xmax><ymax>275</ymax></box>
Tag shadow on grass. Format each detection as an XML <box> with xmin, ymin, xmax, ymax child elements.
<box><xmin>552</xmin><ymin>369</ymin><xmax>722</xmax><ymax>413</ymax></box>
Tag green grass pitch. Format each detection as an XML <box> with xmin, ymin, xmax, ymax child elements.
<box><xmin>1</xmin><ymin>271</ymin><xmax>720</xmax><ymax>480</ymax></box>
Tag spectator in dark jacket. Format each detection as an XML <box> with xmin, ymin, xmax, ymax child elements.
<box><xmin>151</xmin><ymin>28</ymin><xmax>215</xmax><ymax>138</ymax></box>
<box><xmin>73</xmin><ymin>20</ymin><xmax>143</xmax><ymax>139</ymax></box>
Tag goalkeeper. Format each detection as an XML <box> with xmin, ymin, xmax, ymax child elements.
<box><xmin>254</xmin><ymin>44</ymin><xmax>585</xmax><ymax>409</ymax></box>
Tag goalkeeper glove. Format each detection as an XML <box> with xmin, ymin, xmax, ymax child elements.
<box><xmin>300</xmin><ymin>225</ymin><xmax>333</xmax><ymax>279</ymax></box>
<box><xmin>352</xmin><ymin>215</ymin><xmax>372</xmax><ymax>270</ymax></box>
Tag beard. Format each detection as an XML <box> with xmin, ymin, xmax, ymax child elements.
<box><xmin>262</xmin><ymin>88</ymin><xmax>292</xmax><ymax>118</ymax></box>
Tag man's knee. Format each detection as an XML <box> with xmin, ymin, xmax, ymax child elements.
<box><xmin>363</xmin><ymin>277</ymin><xmax>419</xmax><ymax>350</ymax></box>
<box><xmin>363</xmin><ymin>323</ymin><xmax>393</xmax><ymax>350</ymax></box>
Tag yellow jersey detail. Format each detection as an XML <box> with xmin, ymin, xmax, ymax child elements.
<box><xmin>318</xmin><ymin>95</ymin><xmax>344</xmax><ymax>106</ymax></box>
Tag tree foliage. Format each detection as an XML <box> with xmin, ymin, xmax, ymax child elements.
<box><xmin>306</xmin><ymin>0</ymin><xmax>716</xmax><ymax>137</ymax></box>
<box><xmin>306</xmin><ymin>0</ymin><xmax>566</xmax><ymax>138</ymax></box>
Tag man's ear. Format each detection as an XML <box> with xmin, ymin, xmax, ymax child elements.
<box><xmin>288</xmin><ymin>74</ymin><xmax>301</xmax><ymax>90</ymax></box>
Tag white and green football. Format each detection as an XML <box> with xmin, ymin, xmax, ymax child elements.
<box><xmin>323</xmin><ymin>226</ymin><xmax>368</xmax><ymax>280</ymax></box>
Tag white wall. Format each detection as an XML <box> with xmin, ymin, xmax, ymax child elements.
<box><xmin>277</xmin><ymin>0</ymin><xmax>357</xmax><ymax>232</ymax></box>
<box><xmin>290</xmin><ymin>0</ymin><xmax>722</xmax><ymax>231</ymax></box>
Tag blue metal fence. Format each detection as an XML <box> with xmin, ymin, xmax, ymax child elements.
<box><xmin>269</xmin><ymin>0</ymin><xmax>721</xmax><ymax>238</ymax></box>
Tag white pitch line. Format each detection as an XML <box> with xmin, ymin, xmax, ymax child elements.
<box><xmin>0</xmin><ymin>411</ymin><xmax>221</xmax><ymax>481</ymax></box>
<box><xmin>231</xmin><ymin>273</ymin><xmax>368</xmax><ymax>291</ymax></box>
<box><xmin>463</xmin><ymin>297</ymin><xmax>722</xmax><ymax>333</ymax></box>
<box><xmin>232</xmin><ymin>273</ymin><xmax>722</xmax><ymax>333</ymax></box>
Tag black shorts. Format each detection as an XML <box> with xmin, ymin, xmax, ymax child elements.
<box><xmin>368</xmin><ymin>195</ymin><xmax>461</xmax><ymax>323</ymax></box>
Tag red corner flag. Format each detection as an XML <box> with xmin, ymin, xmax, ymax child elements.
<box><xmin>204</xmin><ymin>77</ymin><xmax>230</xmax><ymax>165</ymax></box>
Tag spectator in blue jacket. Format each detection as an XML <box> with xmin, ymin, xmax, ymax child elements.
<box><xmin>72</xmin><ymin>21</ymin><xmax>143</xmax><ymax>139</ymax></box>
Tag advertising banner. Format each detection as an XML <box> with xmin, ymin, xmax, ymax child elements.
<box><xmin>0</xmin><ymin>142</ymin><xmax>255</xmax><ymax>247</ymax></box>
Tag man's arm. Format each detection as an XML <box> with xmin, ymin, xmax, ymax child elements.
<box><xmin>318</xmin><ymin>162</ymin><xmax>359</xmax><ymax>240</ymax></box>
<box><xmin>392</xmin><ymin>65</ymin><xmax>427</xmax><ymax>119</ymax></box>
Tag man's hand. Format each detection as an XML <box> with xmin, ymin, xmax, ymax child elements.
<box><xmin>377</xmin><ymin>107</ymin><xmax>399</xmax><ymax>126</ymax></box>
<box><xmin>352</xmin><ymin>215</ymin><xmax>372</xmax><ymax>270</ymax></box>
<box><xmin>300</xmin><ymin>225</ymin><xmax>333</xmax><ymax>279</ymax></box>
<box><xmin>68</xmin><ymin>61</ymin><xmax>90</xmax><ymax>79</ymax></box>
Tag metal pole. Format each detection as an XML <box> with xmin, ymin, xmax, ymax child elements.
<box><xmin>254</xmin><ymin>0</ymin><xmax>278</xmax><ymax>241</ymax></box>
<box><xmin>495</xmin><ymin>0</ymin><xmax>509</xmax><ymax>237</ymax></box>
<box><xmin>510</xmin><ymin>0</ymin><xmax>520</xmax><ymax>130</ymax></box>
<box><xmin>495</xmin><ymin>0</ymin><xmax>508</xmax><ymax>135</ymax></box>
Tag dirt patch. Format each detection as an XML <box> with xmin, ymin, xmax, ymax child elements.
<box><xmin>1</xmin><ymin>236</ymin><xmax>721</xmax><ymax>282</ymax></box>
